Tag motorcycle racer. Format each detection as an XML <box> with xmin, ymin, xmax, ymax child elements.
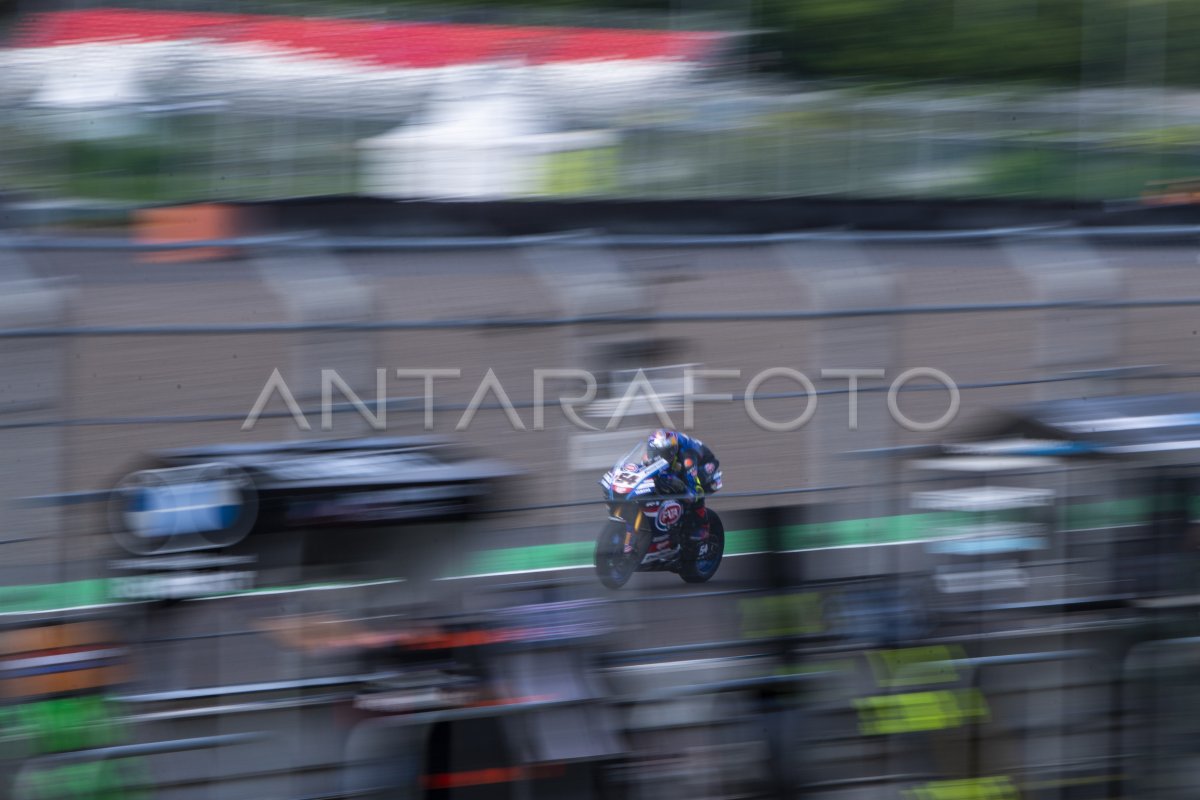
<box><xmin>644</xmin><ymin>429</ymin><xmax>721</xmax><ymax>541</ymax></box>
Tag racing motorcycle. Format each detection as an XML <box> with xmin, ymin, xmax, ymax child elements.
<box><xmin>594</xmin><ymin>441</ymin><xmax>725</xmax><ymax>589</ymax></box>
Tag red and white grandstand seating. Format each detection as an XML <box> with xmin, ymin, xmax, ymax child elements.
<box><xmin>12</xmin><ymin>9</ymin><xmax>716</xmax><ymax>66</ymax></box>
<box><xmin>4</xmin><ymin>8</ymin><xmax>723</xmax><ymax>116</ymax></box>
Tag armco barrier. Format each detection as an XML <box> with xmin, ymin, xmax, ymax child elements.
<box><xmin>6</xmin><ymin>223</ymin><xmax>1200</xmax><ymax>251</ymax></box>
<box><xmin>0</xmin><ymin>301</ymin><xmax>1195</xmax><ymax>334</ymax></box>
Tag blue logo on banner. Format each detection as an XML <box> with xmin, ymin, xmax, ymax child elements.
<box><xmin>111</xmin><ymin>463</ymin><xmax>257</xmax><ymax>554</ymax></box>
<box><xmin>124</xmin><ymin>481</ymin><xmax>244</xmax><ymax>538</ymax></box>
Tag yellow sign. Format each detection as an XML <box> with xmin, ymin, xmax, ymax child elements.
<box><xmin>855</xmin><ymin>688</ymin><xmax>989</xmax><ymax>735</ymax></box>
<box><xmin>868</xmin><ymin>645</ymin><xmax>965</xmax><ymax>687</ymax></box>
<box><xmin>903</xmin><ymin>776</ymin><xmax>1019</xmax><ymax>800</ymax></box>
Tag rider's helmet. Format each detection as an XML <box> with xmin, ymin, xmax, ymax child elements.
<box><xmin>646</xmin><ymin>429</ymin><xmax>680</xmax><ymax>464</ymax></box>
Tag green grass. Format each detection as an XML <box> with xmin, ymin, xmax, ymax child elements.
<box><xmin>974</xmin><ymin>147</ymin><xmax>1200</xmax><ymax>199</ymax></box>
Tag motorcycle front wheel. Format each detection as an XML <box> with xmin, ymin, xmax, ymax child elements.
<box><xmin>594</xmin><ymin>520</ymin><xmax>647</xmax><ymax>590</ymax></box>
<box><xmin>679</xmin><ymin>510</ymin><xmax>725</xmax><ymax>584</ymax></box>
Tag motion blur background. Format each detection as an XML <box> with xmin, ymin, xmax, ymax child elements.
<box><xmin>3</xmin><ymin>1</ymin><xmax>1200</xmax><ymax>799</ymax></box>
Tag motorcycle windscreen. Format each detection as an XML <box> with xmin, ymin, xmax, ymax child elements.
<box><xmin>610</xmin><ymin>440</ymin><xmax>651</xmax><ymax>474</ymax></box>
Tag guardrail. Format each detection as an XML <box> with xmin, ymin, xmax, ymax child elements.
<box><xmin>99</xmin><ymin>640</ymin><xmax>1116</xmax><ymax>718</ymax></box>
<box><xmin>17</xmin><ymin>732</ymin><xmax>266</xmax><ymax>765</ymax></box>
<box><xmin>4</xmin><ymin>223</ymin><xmax>1200</xmax><ymax>252</ymax></box>
<box><xmin>11</xmin><ymin>732</ymin><xmax>266</xmax><ymax>800</ymax></box>
<box><xmin>13</xmin><ymin>469</ymin><xmax>1065</xmax><ymax>513</ymax></box>
<box><xmin>117</xmin><ymin>673</ymin><xmax>396</xmax><ymax>705</ymax></box>
<box><xmin>0</xmin><ymin>299</ymin><xmax>1199</xmax><ymax>339</ymax></box>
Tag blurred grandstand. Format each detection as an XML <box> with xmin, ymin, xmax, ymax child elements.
<box><xmin>4</xmin><ymin>7</ymin><xmax>724</xmax><ymax>116</ymax></box>
<box><xmin>10</xmin><ymin>7</ymin><xmax>1200</xmax><ymax>202</ymax></box>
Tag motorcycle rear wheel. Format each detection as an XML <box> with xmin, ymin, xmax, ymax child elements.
<box><xmin>595</xmin><ymin>520</ymin><xmax>647</xmax><ymax>590</ymax></box>
<box><xmin>679</xmin><ymin>510</ymin><xmax>725</xmax><ymax>584</ymax></box>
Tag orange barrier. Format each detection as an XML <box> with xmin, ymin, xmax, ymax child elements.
<box><xmin>134</xmin><ymin>203</ymin><xmax>241</xmax><ymax>264</ymax></box>
<box><xmin>1141</xmin><ymin>177</ymin><xmax>1200</xmax><ymax>206</ymax></box>
<box><xmin>1</xmin><ymin>622</ymin><xmax>126</xmax><ymax>698</ymax></box>
<box><xmin>422</xmin><ymin>765</ymin><xmax>565</xmax><ymax>790</ymax></box>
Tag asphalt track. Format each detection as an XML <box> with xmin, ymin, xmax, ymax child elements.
<box><xmin>5</xmin><ymin>237</ymin><xmax>1200</xmax><ymax>577</ymax></box>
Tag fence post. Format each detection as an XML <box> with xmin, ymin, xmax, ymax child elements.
<box><xmin>779</xmin><ymin>240</ymin><xmax>898</xmax><ymax>549</ymax></box>
<box><xmin>0</xmin><ymin>246</ymin><xmax>70</xmax><ymax>586</ymax></box>
<box><xmin>527</xmin><ymin>239</ymin><xmax>656</xmax><ymax>542</ymax></box>
<box><xmin>756</xmin><ymin>503</ymin><xmax>807</xmax><ymax>798</ymax></box>
<box><xmin>1004</xmin><ymin>234</ymin><xmax>1124</xmax><ymax>400</ymax></box>
<box><xmin>251</xmin><ymin>239</ymin><xmax>376</xmax><ymax>440</ymax></box>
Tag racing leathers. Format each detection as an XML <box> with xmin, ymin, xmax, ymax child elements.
<box><xmin>651</xmin><ymin>432</ymin><xmax>721</xmax><ymax>541</ymax></box>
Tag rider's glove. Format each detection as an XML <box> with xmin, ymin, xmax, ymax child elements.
<box><xmin>658</xmin><ymin>476</ymin><xmax>689</xmax><ymax>497</ymax></box>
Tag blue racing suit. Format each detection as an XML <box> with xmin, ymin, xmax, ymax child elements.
<box><xmin>654</xmin><ymin>433</ymin><xmax>721</xmax><ymax>540</ymax></box>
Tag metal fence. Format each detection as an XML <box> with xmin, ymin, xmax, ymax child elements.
<box><xmin>7</xmin><ymin>92</ymin><xmax>1200</xmax><ymax>202</ymax></box>
<box><xmin>0</xmin><ymin>224</ymin><xmax>1189</xmax><ymax>537</ymax></box>
<box><xmin>1</xmin><ymin>225</ymin><xmax>1198</xmax><ymax>798</ymax></box>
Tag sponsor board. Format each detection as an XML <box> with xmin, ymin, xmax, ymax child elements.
<box><xmin>934</xmin><ymin>567</ymin><xmax>1028</xmax><ymax>594</ymax></box>
<box><xmin>110</xmin><ymin>570</ymin><xmax>256</xmax><ymax>602</ymax></box>
<box><xmin>109</xmin><ymin>463</ymin><xmax>257</xmax><ymax>555</ymax></box>
<box><xmin>284</xmin><ymin>484</ymin><xmax>479</xmax><ymax>526</ymax></box>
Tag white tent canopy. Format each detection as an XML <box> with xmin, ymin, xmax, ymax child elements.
<box><xmin>358</xmin><ymin>69</ymin><xmax>617</xmax><ymax>199</ymax></box>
